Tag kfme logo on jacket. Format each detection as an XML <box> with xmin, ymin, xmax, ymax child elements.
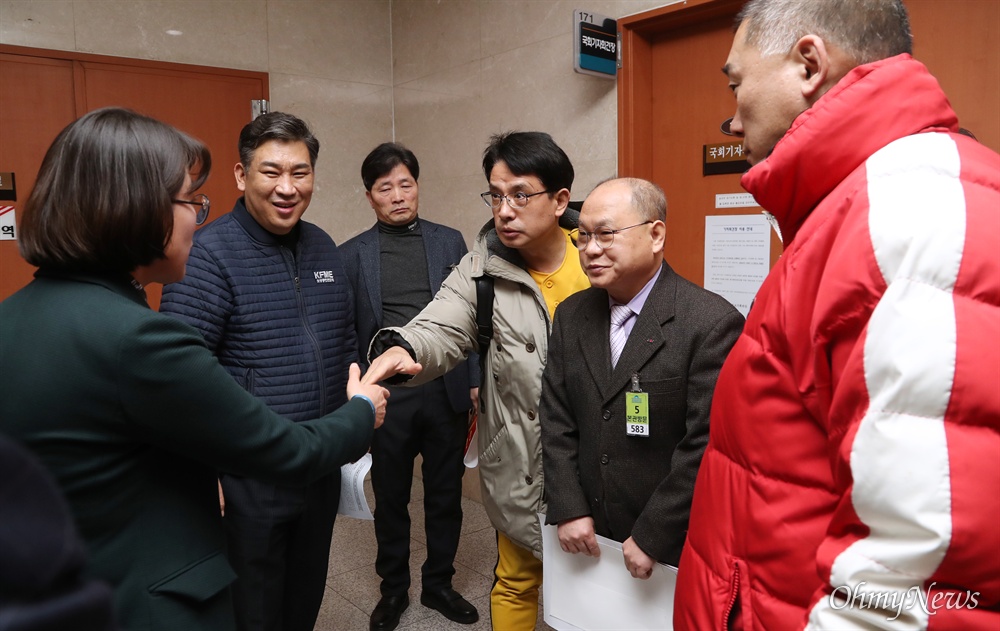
<box><xmin>313</xmin><ymin>271</ymin><xmax>336</xmax><ymax>283</ymax></box>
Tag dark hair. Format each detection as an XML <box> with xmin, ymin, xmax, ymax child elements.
<box><xmin>238</xmin><ymin>111</ymin><xmax>320</xmax><ymax>169</ymax></box>
<box><xmin>482</xmin><ymin>131</ymin><xmax>574</xmax><ymax>194</ymax></box>
<box><xmin>19</xmin><ymin>107</ymin><xmax>211</xmax><ymax>273</ymax></box>
<box><xmin>361</xmin><ymin>142</ymin><xmax>420</xmax><ymax>191</ymax></box>
<box><xmin>736</xmin><ymin>0</ymin><xmax>912</xmax><ymax>64</ymax></box>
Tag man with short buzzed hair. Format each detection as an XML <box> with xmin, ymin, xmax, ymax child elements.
<box><xmin>677</xmin><ymin>1</ymin><xmax>1000</xmax><ymax>629</ymax></box>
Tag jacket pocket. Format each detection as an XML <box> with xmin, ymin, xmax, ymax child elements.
<box><xmin>478</xmin><ymin>424</ymin><xmax>513</xmax><ymax>531</ymax></box>
<box><xmin>724</xmin><ymin>557</ymin><xmax>750</xmax><ymax>631</ymax></box>
<box><xmin>148</xmin><ymin>550</ymin><xmax>236</xmax><ymax>602</ymax></box>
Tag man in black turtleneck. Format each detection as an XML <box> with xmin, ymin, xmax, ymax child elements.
<box><xmin>340</xmin><ymin>143</ymin><xmax>480</xmax><ymax>631</ymax></box>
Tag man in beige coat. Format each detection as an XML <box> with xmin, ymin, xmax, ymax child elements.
<box><xmin>363</xmin><ymin>131</ymin><xmax>589</xmax><ymax>630</ymax></box>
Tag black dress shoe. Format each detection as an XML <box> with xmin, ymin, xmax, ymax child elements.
<box><xmin>420</xmin><ymin>587</ymin><xmax>479</xmax><ymax>624</ymax></box>
<box><xmin>370</xmin><ymin>593</ymin><xmax>409</xmax><ymax>631</ymax></box>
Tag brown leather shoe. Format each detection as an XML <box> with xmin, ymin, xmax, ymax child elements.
<box><xmin>370</xmin><ymin>593</ymin><xmax>408</xmax><ymax>631</ymax></box>
<box><xmin>420</xmin><ymin>587</ymin><xmax>478</xmax><ymax>624</ymax></box>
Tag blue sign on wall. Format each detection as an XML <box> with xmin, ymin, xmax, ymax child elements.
<box><xmin>574</xmin><ymin>10</ymin><xmax>617</xmax><ymax>78</ymax></box>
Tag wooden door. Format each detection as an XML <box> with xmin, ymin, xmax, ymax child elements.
<box><xmin>618</xmin><ymin>0</ymin><xmax>1000</xmax><ymax>287</ymax></box>
<box><xmin>906</xmin><ymin>0</ymin><xmax>999</xmax><ymax>146</ymax></box>
<box><xmin>0</xmin><ymin>53</ymin><xmax>78</xmax><ymax>300</ymax></box>
<box><xmin>0</xmin><ymin>45</ymin><xmax>268</xmax><ymax>306</ymax></box>
<box><xmin>618</xmin><ymin>0</ymin><xmax>767</xmax><ymax>287</ymax></box>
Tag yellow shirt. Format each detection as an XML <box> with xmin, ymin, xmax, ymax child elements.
<box><xmin>528</xmin><ymin>228</ymin><xmax>590</xmax><ymax>318</ymax></box>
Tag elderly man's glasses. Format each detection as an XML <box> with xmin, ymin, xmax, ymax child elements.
<box><xmin>173</xmin><ymin>194</ymin><xmax>211</xmax><ymax>225</ymax></box>
<box><xmin>572</xmin><ymin>221</ymin><xmax>652</xmax><ymax>250</ymax></box>
<box><xmin>480</xmin><ymin>190</ymin><xmax>551</xmax><ymax>210</ymax></box>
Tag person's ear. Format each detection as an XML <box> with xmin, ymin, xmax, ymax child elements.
<box><xmin>793</xmin><ymin>34</ymin><xmax>831</xmax><ymax>102</ymax></box>
<box><xmin>365</xmin><ymin>190</ymin><xmax>376</xmax><ymax>210</ymax></box>
<box><xmin>234</xmin><ymin>162</ymin><xmax>247</xmax><ymax>192</ymax></box>
<box><xmin>649</xmin><ymin>220</ymin><xmax>666</xmax><ymax>255</ymax></box>
<box><xmin>553</xmin><ymin>188</ymin><xmax>570</xmax><ymax>218</ymax></box>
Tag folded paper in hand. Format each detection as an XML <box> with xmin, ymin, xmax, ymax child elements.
<box><xmin>337</xmin><ymin>453</ymin><xmax>373</xmax><ymax>520</ymax></box>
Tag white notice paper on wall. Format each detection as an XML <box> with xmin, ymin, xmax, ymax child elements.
<box><xmin>337</xmin><ymin>453</ymin><xmax>373</xmax><ymax>520</ymax></box>
<box><xmin>704</xmin><ymin>214</ymin><xmax>771</xmax><ymax>317</ymax></box>
<box><xmin>540</xmin><ymin>514</ymin><xmax>677</xmax><ymax>630</ymax></box>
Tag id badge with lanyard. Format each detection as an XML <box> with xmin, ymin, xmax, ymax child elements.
<box><xmin>626</xmin><ymin>372</ymin><xmax>649</xmax><ymax>437</ymax></box>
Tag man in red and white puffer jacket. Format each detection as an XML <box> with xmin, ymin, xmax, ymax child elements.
<box><xmin>676</xmin><ymin>1</ymin><xmax>1000</xmax><ymax>629</ymax></box>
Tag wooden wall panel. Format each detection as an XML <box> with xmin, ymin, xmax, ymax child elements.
<box><xmin>618</xmin><ymin>0</ymin><xmax>999</xmax><ymax>287</ymax></box>
<box><xmin>0</xmin><ymin>45</ymin><xmax>267</xmax><ymax>306</ymax></box>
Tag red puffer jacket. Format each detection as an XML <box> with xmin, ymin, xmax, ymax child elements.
<box><xmin>675</xmin><ymin>54</ymin><xmax>1000</xmax><ymax>630</ymax></box>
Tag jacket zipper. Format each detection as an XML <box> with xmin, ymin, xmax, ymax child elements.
<box><xmin>285</xmin><ymin>246</ymin><xmax>326</xmax><ymax>414</ymax></box>
<box><xmin>723</xmin><ymin>560</ymin><xmax>741</xmax><ymax>630</ymax></box>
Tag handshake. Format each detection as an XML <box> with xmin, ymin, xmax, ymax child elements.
<box><xmin>346</xmin><ymin>346</ymin><xmax>424</xmax><ymax>429</ymax></box>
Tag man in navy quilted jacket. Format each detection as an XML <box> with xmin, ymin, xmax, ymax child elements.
<box><xmin>160</xmin><ymin>112</ymin><xmax>359</xmax><ymax>631</ymax></box>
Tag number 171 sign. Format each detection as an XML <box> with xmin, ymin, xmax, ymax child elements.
<box><xmin>574</xmin><ymin>10</ymin><xmax>617</xmax><ymax>78</ymax></box>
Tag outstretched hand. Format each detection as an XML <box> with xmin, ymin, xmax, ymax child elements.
<box><xmin>347</xmin><ymin>363</ymin><xmax>389</xmax><ymax>428</ymax></box>
<box><xmin>361</xmin><ymin>346</ymin><xmax>423</xmax><ymax>385</ymax></box>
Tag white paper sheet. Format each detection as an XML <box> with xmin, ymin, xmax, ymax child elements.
<box><xmin>464</xmin><ymin>421</ymin><xmax>478</xmax><ymax>468</ymax></box>
<box><xmin>540</xmin><ymin>514</ymin><xmax>677</xmax><ymax>630</ymax></box>
<box><xmin>337</xmin><ymin>453</ymin><xmax>373</xmax><ymax>520</ymax></box>
<box><xmin>463</xmin><ymin>408</ymin><xmax>480</xmax><ymax>468</ymax></box>
<box><xmin>704</xmin><ymin>214</ymin><xmax>771</xmax><ymax>317</ymax></box>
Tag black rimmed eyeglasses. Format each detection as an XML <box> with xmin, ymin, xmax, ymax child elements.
<box><xmin>172</xmin><ymin>194</ymin><xmax>211</xmax><ymax>225</ymax></box>
<box><xmin>480</xmin><ymin>190</ymin><xmax>552</xmax><ymax>210</ymax></box>
<box><xmin>571</xmin><ymin>221</ymin><xmax>653</xmax><ymax>250</ymax></box>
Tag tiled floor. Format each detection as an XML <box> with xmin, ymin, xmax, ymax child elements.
<box><xmin>317</xmin><ymin>475</ymin><xmax>555</xmax><ymax>631</ymax></box>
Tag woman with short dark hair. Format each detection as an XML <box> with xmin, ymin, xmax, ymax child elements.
<box><xmin>0</xmin><ymin>107</ymin><xmax>388</xmax><ymax>631</ymax></box>
<box><xmin>19</xmin><ymin>107</ymin><xmax>211</xmax><ymax>275</ymax></box>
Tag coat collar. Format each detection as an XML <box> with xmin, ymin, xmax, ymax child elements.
<box><xmin>742</xmin><ymin>54</ymin><xmax>957</xmax><ymax>246</ymax></box>
<box><xmin>34</xmin><ymin>269</ymin><xmax>149</xmax><ymax>308</ymax></box>
<box><xmin>230</xmin><ymin>197</ymin><xmax>300</xmax><ymax>247</ymax></box>
<box><xmin>579</xmin><ymin>261</ymin><xmax>677</xmax><ymax>403</ymax></box>
<box><xmin>472</xmin><ymin>207</ymin><xmax>581</xmax><ymax>279</ymax></box>
<box><xmin>356</xmin><ymin>224</ymin><xmax>382</xmax><ymax>322</ymax></box>
<box><xmin>355</xmin><ymin>217</ymin><xmax>444</xmax><ymax>327</ymax></box>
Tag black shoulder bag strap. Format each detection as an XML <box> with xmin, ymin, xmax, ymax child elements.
<box><xmin>475</xmin><ymin>275</ymin><xmax>495</xmax><ymax>377</ymax></box>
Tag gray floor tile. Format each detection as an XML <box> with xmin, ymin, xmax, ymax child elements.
<box><xmin>318</xmin><ymin>473</ymin><xmax>561</xmax><ymax>631</ymax></box>
<box><xmin>328</xmin><ymin>510</ymin><xmax>379</xmax><ymax>578</ymax></box>
<box><xmin>313</xmin><ymin>588</ymin><xmax>370</xmax><ymax>631</ymax></box>
<box><xmin>454</xmin><ymin>525</ymin><xmax>499</xmax><ymax>579</ymax></box>
<box><xmin>460</xmin><ymin>496</ymin><xmax>495</xmax><ymax>534</ymax></box>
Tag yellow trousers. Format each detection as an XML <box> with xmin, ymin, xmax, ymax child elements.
<box><xmin>490</xmin><ymin>531</ymin><xmax>543</xmax><ymax>630</ymax></box>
